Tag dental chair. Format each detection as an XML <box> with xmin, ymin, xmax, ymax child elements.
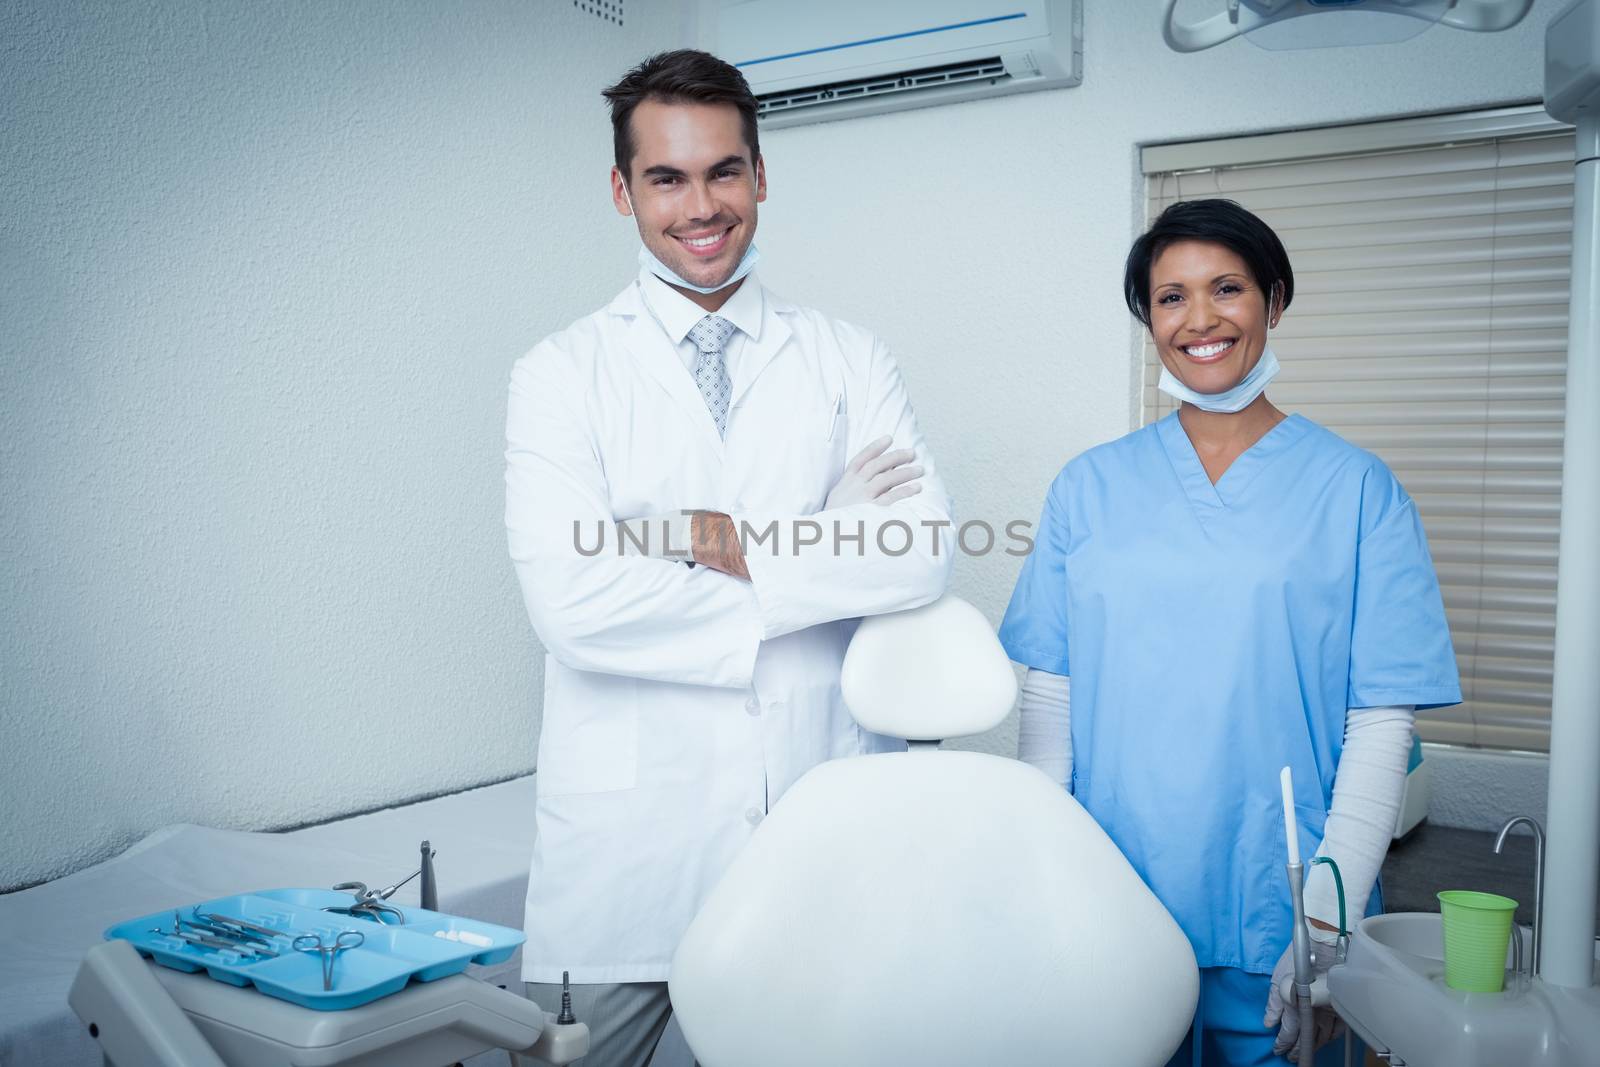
<box><xmin>669</xmin><ymin>596</ymin><xmax>1200</xmax><ymax>1067</ymax></box>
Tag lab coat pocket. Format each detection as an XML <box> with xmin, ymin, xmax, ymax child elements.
<box><xmin>535</xmin><ymin>661</ymin><xmax>640</xmax><ymax>798</ymax></box>
<box><xmin>828</xmin><ymin>411</ymin><xmax>849</xmax><ymax>451</ymax></box>
<box><xmin>824</xmin><ymin>412</ymin><xmax>851</xmax><ymax>491</ymax></box>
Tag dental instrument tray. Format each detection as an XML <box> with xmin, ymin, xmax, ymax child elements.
<box><xmin>103</xmin><ymin>888</ymin><xmax>524</xmax><ymax>1011</ymax></box>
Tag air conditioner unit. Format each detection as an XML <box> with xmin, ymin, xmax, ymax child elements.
<box><xmin>705</xmin><ymin>1</ymin><xmax>1082</xmax><ymax>129</ymax></box>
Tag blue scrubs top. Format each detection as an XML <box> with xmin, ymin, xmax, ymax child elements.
<box><xmin>999</xmin><ymin>413</ymin><xmax>1460</xmax><ymax>973</ymax></box>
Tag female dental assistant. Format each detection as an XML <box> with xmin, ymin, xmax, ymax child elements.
<box><xmin>998</xmin><ymin>199</ymin><xmax>1460</xmax><ymax>1066</ymax></box>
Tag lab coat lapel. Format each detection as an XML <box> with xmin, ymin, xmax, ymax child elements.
<box><xmin>609</xmin><ymin>285</ymin><xmax>726</xmax><ymax>453</ymax></box>
<box><xmin>728</xmin><ymin>288</ymin><xmax>793</xmax><ymax>412</ymax></box>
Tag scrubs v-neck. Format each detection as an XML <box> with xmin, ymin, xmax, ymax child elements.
<box><xmin>999</xmin><ymin>412</ymin><xmax>1460</xmax><ymax>973</ymax></box>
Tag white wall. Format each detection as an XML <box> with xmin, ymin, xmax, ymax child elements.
<box><xmin>0</xmin><ymin>0</ymin><xmax>689</xmax><ymax>891</ymax></box>
<box><xmin>749</xmin><ymin>2</ymin><xmax>1559</xmax><ymax>758</ymax></box>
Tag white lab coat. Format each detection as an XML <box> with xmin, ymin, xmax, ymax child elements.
<box><xmin>506</xmin><ymin>272</ymin><xmax>954</xmax><ymax>984</ymax></box>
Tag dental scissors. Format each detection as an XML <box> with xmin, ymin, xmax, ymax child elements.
<box><xmin>292</xmin><ymin>929</ymin><xmax>365</xmax><ymax>991</ymax></box>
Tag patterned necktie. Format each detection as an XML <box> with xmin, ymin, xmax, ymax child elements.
<box><xmin>687</xmin><ymin>314</ymin><xmax>736</xmax><ymax>438</ymax></box>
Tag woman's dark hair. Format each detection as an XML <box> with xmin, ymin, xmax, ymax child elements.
<box><xmin>1123</xmin><ymin>199</ymin><xmax>1293</xmax><ymax>327</ymax></box>
<box><xmin>602</xmin><ymin>50</ymin><xmax>761</xmax><ymax>182</ymax></box>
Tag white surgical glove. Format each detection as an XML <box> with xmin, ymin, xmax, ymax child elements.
<box><xmin>1265</xmin><ymin>939</ymin><xmax>1342</xmax><ymax>1059</ymax></box>
<box><xmin>824</xmin><ymin>436</ymin><xmax>923</xmax><ymax>510</ymax></box>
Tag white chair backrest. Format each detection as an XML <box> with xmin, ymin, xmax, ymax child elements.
<box><xmin>841</xmin><ymin>595</ymin><xmax>1017</xmax><ymax>740</ymax></box>
<box><xmin>669</xmin><ymin>597</ymin><xmax>1200</xmax><ymax>1067</ymax></box>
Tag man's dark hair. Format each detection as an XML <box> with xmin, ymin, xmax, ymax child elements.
<box><xmin>1123</xmin><ymin>199</ymin><xmax>1294</xmax><ymax>327</ymax></box>
<box><xmin>602</xmin><ymin>50</ymin><xmax>761</xmax><ymax>182</ymax></box>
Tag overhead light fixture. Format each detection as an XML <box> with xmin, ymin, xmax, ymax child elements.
<box><xmin>1162</xmin><ymin>0</ymin><xmax>1532</xmax><ymax>53</ymax></box>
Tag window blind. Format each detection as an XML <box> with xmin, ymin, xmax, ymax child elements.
<box><xmin>1141</xmin><ymin>109</ymin><xmax>1574</xmax><ymax>752</ymax></box>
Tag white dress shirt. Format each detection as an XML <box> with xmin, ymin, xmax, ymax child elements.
<box><xmin>636</xmin><ymin>266</ymin><xmax>763</xmax><ymax>377</ymax></box>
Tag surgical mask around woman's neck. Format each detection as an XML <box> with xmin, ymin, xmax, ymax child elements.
<box><xmin>1157</xmin><ymin>345</ymin><xmax>1280</xmax><ymax>414</ymax></box>
<box><xmin>622</xmin><ymin>181</ymin><xmax>761</xmax><ymax>296</ymax></box>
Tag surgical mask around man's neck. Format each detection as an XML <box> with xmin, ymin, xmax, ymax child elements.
<box><xmin>637</xmin><ymin>242</ymin><xmax>760</xmax><ymax>295</ymax></box>
<box><xmin>622</xmin><ymin>180</ymin><xmax>760</xmax><ymax>296</ymax></box>
<box><xmin>1157</xmin><ymin>345</ymin><xmax>1281</xmax><ymax>414</ymax></box>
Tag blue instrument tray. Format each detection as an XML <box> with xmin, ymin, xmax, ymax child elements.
<box><xmin>105</xmin><ymin>888</ymin><xmax>525</xmax><ymax>1011</ymax></box>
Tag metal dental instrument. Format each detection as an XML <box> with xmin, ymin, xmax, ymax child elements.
<box><xmin>293</xmin><ymin>929</ymin><xmax>365</xmax><ymax>991</ymax></box>
<box><xmin>374</xmin><ymin>866</ymin><xmax>423</xmax><ymax>898</ymax></box>
<box><xmin>557</xmin><ymin>970</ymin><xmax>575</xmax><ymax>1025</ymax></box>
<box><xmin>182</xmin><ymin>915</ymin><xmax>275</xmax><ymax>949</ymax></box>
<box><xmin>1278</xmin><ymin>802</ymin><xmax>1351</xmax><ymax>1067</ymax></box>
<box><xmin>191</xmin><ymin>908</ymin><xmax>294</xmax><ymax>941</ymax></box>
<box><xmin>1281</xmin><ymin>767</ymin><xmax>1316</xmax><ymax>1067</ymax></box>
<box><xmin>420</xmin><ymin>840</ymin><xmax>438</xmax><ymax>912</ymax></box>
<box><xmin>324</xmin><ymin>868</ymin><xmax>422</xmax><ymax>924</ymax></box>
<box><xmin>161</xmin><ymin>911</ymin><xmax>239</xmax><ymax>946</ymax></box>
<box><xmin>157</xmin><ymin>927</ymin><xmax>277</xmax><ymax>958</ymax></box>
<box><xmin>1287</xmin><ymin>861</ymin><xmax>1315</xmax><ymax>1067</ymax></box>
<box><xmin>165</xmin><ymin>910</ymin><xmax>296</xmax><ymax>958</ymax></box>
<box><xmin>324</xmin><ymin>882</ymin><xmax>406</xmax><ymax>924</ymax></box>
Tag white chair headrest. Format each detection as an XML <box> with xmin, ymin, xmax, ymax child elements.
<box><xmin>840</xmin><ymin>595</ymin><xmax>1017</xmax><ymax>741</ymax></box>
<box><xmin>669</xmin><ymin>752</ymin><xmax>1200</xmax><ymax>1067</ymax></box>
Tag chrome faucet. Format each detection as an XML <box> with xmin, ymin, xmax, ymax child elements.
<box><xmin>1493</xmin><ymin>815</ymin><xmax>1545</xmax><ymax>976</ymax></box>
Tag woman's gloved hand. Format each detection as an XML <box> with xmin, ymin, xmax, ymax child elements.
<box><xmin>1264</xmin><ymin>938</ymin><xmax>1343</xmax><ymax>1059</ymax></box>
<box><xmin>824</xmin><ymin>436</ymin><xmax>922</xmax><ymax>510</ymax></box>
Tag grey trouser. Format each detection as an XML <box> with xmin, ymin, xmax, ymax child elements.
<box><xmin>518</xmin><ymin>981</ymin><xmax>698</xmax><ymax>1067</ymax></box>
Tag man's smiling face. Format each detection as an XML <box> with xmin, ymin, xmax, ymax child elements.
<box><xmin>612</xmin><ymin>98</ymin><xmax>765</xmax><ymax>294</ymax></box>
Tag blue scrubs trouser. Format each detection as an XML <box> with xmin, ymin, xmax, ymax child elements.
<box><xmin>1164</xmin><ymin>968</ymin><xmax>1358</xmax><ymax>1067</ymax></box>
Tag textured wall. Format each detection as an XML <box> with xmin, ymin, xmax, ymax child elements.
<box><xmin>749</xmin><ymin>3</ymin><xmax>1557</xmax><ymax>758</ymax></box>
<box><xmin>1426</xmin><ymin>745</ymin><xmax>1550</xmax><ymax>832</ymax></box>
<box><xmin>0</xmin><ymin>0</ymin><xmax>689</xmax><ymax>891</ymax></box>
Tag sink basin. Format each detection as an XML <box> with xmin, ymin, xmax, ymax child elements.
<box><xmin>1328</xmin><ymin>912</ymin><xmax>1600</xmax><ymax>1066</ymax></box>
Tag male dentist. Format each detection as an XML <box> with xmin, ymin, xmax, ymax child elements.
<box><xmin>505</xmin><ymin>50</ymin><xmax>954</xmax><ymax>1066</ymax></box>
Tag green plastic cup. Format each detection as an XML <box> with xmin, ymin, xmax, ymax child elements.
<box><xmin>1437</xmin><ymin>890</ymin><xmax>1518</xmax><ymax>992</ymax></box>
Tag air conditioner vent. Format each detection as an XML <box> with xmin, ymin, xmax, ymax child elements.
<box><xmin>756</xmin><ymin>57</ymin><xmax>1009</xmax><ymax>119</ymax></box>
<box><xmin>722</xmin><ymin>2</ymin><xmax>1080</xmax><ymax>129</ymax></box>
<box><xmin>573</xmin><ymin>0</ymin><xmax>622</xmax><ymax>26</ymax></box>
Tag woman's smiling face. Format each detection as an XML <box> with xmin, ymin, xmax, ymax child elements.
<box><xmin>1149</xmin><ymin>239</ymin><xmax>1280</xmax><ymax>397</ymax></box>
